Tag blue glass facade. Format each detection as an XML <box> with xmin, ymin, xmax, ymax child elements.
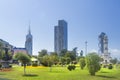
<box><xmin>25</xmin><ymin>26</ymin><xmax>33</xmax><ymax>55</ymax></box>
<box><xmin>54</xmin><ymin>20</ymin><xmax>68</xmax><ymax>55</ymax></box>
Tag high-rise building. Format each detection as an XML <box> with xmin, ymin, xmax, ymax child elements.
<box><xmin>54</xmin><ymin>20</ymin><xmax>68</xmax><ymax>55</ymax></box>
<box><xmin>25</xmin><ymin>25</ymin><xmax>33</xmax><ymax>55</ymax></box>
<box><xmin>98</xmin><ymin>32</ymin><xmax>111</xmax><ymax>64</ymax></box>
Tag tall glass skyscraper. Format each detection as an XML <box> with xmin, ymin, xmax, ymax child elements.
<box><xmin>25</xmin><ymin>25</ymin><xmax>33</xmax><ymax>55</ymax></box>
<box><xmin>54</xmin><ymin>20</ymin><xmax>68</xmax><ymax>55</ymax></box>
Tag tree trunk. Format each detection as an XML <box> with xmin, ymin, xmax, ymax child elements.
<box><xmin>24</xmin><ymin>64</ymin><xmax>26</xmax><ymax>75</ymax></box>
<box><xmin>50</xmin><ymin>66</ymin><xmax>52</xmax><ymax>72</ymax></box>
<box><xmin>90</xmin><ymin>72</ymin><xmax>95</xmax><ymax>76</ymax></box>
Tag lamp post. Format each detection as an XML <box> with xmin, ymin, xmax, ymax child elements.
<box><xmin>85</xmin><ymin>41</ymin><xmax>87</xmax><ymax>56</ymax></box>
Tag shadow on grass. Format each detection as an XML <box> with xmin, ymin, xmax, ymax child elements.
<box><xmin>0</xmin><ymin>73</ymin><xmax>5</xmax><ymax>75</ymax></box>
<box><xmin>0</xmin><ymin>78</ymin><xmax>11</xmax><ymax>80</ymax></box>
<box><xmin>100</xmin><ymin>71</ymin><xmax>109</xmax><ymax>73</ymax></box>
<box><xmin>49</xmin><ymin>71</ymin><xmax>67</xmax><ymax>73</ymax></box>
<box><xmin>23</xmin><ymin>74</ymin><xmax>38</xmax><ymax>77</ymax></box>
<box><xmin>97</xmin><ymin>75</ymin><xmax>116</xmax><ymax>79</ymax></box>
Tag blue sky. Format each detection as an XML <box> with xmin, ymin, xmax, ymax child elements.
<box><xmin>0</xmin><ymin>0</ymin><xmax>120</xmax><ymax>58</ymax></box>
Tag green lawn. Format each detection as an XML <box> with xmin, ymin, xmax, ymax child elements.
<box><xmin>0</xmin><ymin>65</ymin><xmax>120</xmax><ymax>80</ymax></box>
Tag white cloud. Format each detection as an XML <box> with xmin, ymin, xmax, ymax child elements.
<box><xmin>109</xmin><ymin>49</ymin><xmax>120</xmax><ymax>59</ymax></box>
<box><xmin>109</xmin><ymin>49</ymin><xmax>120</xmax><ymax>53</ymax></box>
<box><xmin>89</xmin><ymin>49</ymin><xmax>98</xmax><ymax>53</ymax></box>
<box><xmin>88</xmin><ymin>49</ymin><xmax>120</xmax><ymax>59</ymax></box>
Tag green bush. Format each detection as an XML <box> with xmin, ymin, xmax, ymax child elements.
<box><xmin>108</xmin><ymin>64</ymin><xmax>113</xmax><ymax>69</ymax></box>
<box><xmin>103</xmin><ymin>65</ymin><xmax>108</xmax><ymax>68</ymax></box>
<box><xmin>86</xmin><ymin>53</ymin><xmax>101</xmax><ymax>76</ymax></box>
<box><xmin>79</xmin><ymin>58</ymin><xmax>86</xmax><ymax>70</ymax></box>
<box><xmin>9</xmin><ymin>64</ymin><xmax>12</xmax><ymax>68</ymax></box>
<box><xmin>0</xmin><ymin>64</ymin><xmax>2</xmax><ymax>68</ymax></box>
<box><xmin>72</xmin><ymin>65</ymin><xmax>76</xmax><ymax>70</ymax></box>
<box><xmin>32</xmin><ymin>63</ymin><xmax>38</xmax><ymax>67</ymax></box>
<box><xmin>67</xmin><ymin>65</ymin><xmax>76</xmax><ymax>71</ymax></box>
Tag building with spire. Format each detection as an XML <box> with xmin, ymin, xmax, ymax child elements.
<box><xmin>25</xmin><ymin>25</ymin><xmax>33</xmax><ymax>55</ymax></box>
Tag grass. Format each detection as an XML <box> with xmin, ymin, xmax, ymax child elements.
<box><xmin>0</xmin><ymin>65</ymin><xmax>120</xmax><ymax>80</ymax></box>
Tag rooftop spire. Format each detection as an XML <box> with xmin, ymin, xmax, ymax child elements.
<box><xmin>28</xmin><ymin>21</ymin><xmax>31</xmax><ymax>34</ymax></box>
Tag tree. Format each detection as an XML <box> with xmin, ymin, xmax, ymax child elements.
<box><xmin>60</xmin><ymin>49</ymin><xmax>67</xmax><ymax>57</ymax></box>
<box><xmin>86</xmin><ymin>53</ymin><xmax>101</xmax><ymax>76</ymax></box>
<box><xmin>66</xmin><ymin>51</ymin><xmax>76</xmax><ymax>61</ymax></box>
<box><xmin>40</xmin><ymin>55</ymin><xmax>56</xmax><ymax>71</ymax></box>
<box><xmin>50</xmin><ymin>52</ymin><xmax>59</xmax><ymax>65</ymax></box>
<box><xmin>80</xmin><ymin>50</ymin><xmax>83</xmax><ymax>56</ymax></box>
<box><xmin>66</xmin><ymin>57</ymin><xmax>71</xmax><ymax>64</ymax></box>
<box><xmin>59</xmin><ymin>57</ymin><xmax>67</xmax><ymax>66</ymax></box>
<box><xmin>79</xmin><ymin>57</ymin><xmax>86</xmax><ymax>70</ymax></box>
<box><xmin>50</xmin><ymin>52</ymin><xmax>58</xmax><ymax>56</ymax></box>
<box><xmin>0</xmin><ymin>42</ymin><xmax>4</xmax><ymax>61</ymax></box>
<box><xmin>38</xmin><ymin>49</ymin><xmax>48</xmax><ymax>57</ymax></box>
<box><xmin>72</xmin><ymin>47</ymin><xmax>77</xmax><ymax>57</ymax></box>
<box><xmin>2</xmin><ymin>49</ymin><xmax>12</xmax><ymax>61</ymax></box>
<box><xmin>14</xmin><ymin>53</ymin><xmax>31</xmax><ymax>75</ymax></box>
<box><xmin>38</xmin><ymin>49</ymin><xmax>48</xmax><ymax>65</ymax></box>
<box><xmin>110</xmin><ymin>58</ymin><xmax>118</xmax><ymax>64</ymax></box>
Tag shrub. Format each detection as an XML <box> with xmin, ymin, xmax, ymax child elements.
<box><xmin>108</xmin><ymin>64</ymin><xmax>113</xmax><ymax>69</ymax></box>
<box><xmin>72</xmin><ymin>61</ymin><xmax>77</xmax><ymax>64</ymax></box>
<box><xmin>0</xmin><ymin>64</ymin><xmax>2</xmax><ymax>68</ymax></box>
<box><xmin>32</xmin><ymin>63</ymin><xmax>38</xmax><ymax>67</ymax></box>
<box><xmin>103</xmin><ymin>65</ymin><xmax>108</xmax><ymax>68</ymax></box>
<box><xmin>79</xmin><ymin>58</ymin><xmax>86</xmax><ymax>70</ymax></box>
<box><xmin>67</xmin><ymin>65</ymin><xmax>76</xmax><ymax>71</ymax></box>
<box><xmin>9</xmin><ymin>64</ymin><xmax>12</xmax><ymax>68</ymax></box>
<box><xmin>72</xmin><ymin>65</ymin><xmax>76</xmax><ymax>70</ymax></box>
<box><xmin>86</xmin><ymin>53</ymin><xmax>101</xmax><ymax>76</ymax></box>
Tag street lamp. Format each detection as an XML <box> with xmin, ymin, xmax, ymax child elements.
<box><xmin>85</xmin><ymin>41</ymin><xmax>87</xmax><ymax>56</ymax></box>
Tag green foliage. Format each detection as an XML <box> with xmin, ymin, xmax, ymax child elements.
<box><xmin>14</xmin><ymin>53</ymin><xmax>31</xmax><ymax>75</ymax></box>
<box><xmin>80</xmin><ymin>50</ymin><xmax>83</xmax><ymax>56</ymax></box>
<box><xmin>60</xmin><ymin>49</ymin><xmax>67</xmax><ymax>57</ymax></box>
<box><xmin>65</xmin><ymin>51</ymin><xmax>76</xmax><ymax>61</ymax></box>
<box><xmin>103</xmin><ymin>64</ymin><xmax>108</xmax><ymax>68</ymax></box>
<box><xmin>0</xmin><ymin>64</ymin><xmax>2</xmax><ymax>68</ymax></box>
<box><xmin>67</xmin><ymin>65</ymin><xmax>76</xmax><ymax>71</ymax></box>
<box><xmin>0</xmin><ymin>42</ymin><xmax>4</xmax><ymax>60</ymax></box>
<box><xmin>60</xmin><ymin>57</ymin><xmax>66</xmax><ymax>65</ymax></box>
<box><xmin>2</xmin><ymin>51</ymin><xmax>12</xmax><ymax>61</ymax></box>
<box><xmin>1</xmin><ymin>66</ymin><xmax>120</xmax><ymax>80</ymax></box>
<box><xmin>66</xmin><ymin>57</ymin><xmax>71</xmax><ymax>64</ymax></box>
<box><xmin>40</xmin><ymin>55</ymin><xmax>57</xmax><ymax>67</ymax></box>
<box><xmin>32</xmin><ymin>63</ymin><xmax>38</xmax><ymax>67</ymax></box>
<box><xmin>72</xmin><ymin>47</ymin><xmax>77</xmax><ymax>58</ymax></box>
<box><xmin>14</xmin><ymin>53</ymin><xmax>31</xmax><ymax>64</ymax></box>
<box><xmin>40</xmin><ymin>55</ymin><xmax>50</xmax><ymax>66</ymax></box>
<box><xmin>86</xmin><ymin>53</ymin><xmax>101</xmax><ymax>76</ymax></box>
<box><xmin>110</xmin><ymin>58</ymin><xmax>118</xmax><ymax>64</ymax></box>
<box><xmin>108</xmin><ymin>64</ymin><xmax>113</xmax><ymax>69</ymax></box>
<box><xmin>9</xmin><ymin>64</ymin><xmax>12</xmax><ymax>68</ymax></box>
<box><xmin>79</xmin><ymin>57</ymin><xmax>86</xmax><ymax>70</ymax></box>
<box><xmin>50</xmin><ymin>52</ymin><xmax>59</xmax><ymax>65</ymax></box>
<box><xmin>38</xmin><ymin>49</ymin><xmax>48</xmax><ymax>57</ymax></box>
<box><xmin>50</xmin><ymin>52</ymin><xmax>58</xmax><ymax>56</ymax></box>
